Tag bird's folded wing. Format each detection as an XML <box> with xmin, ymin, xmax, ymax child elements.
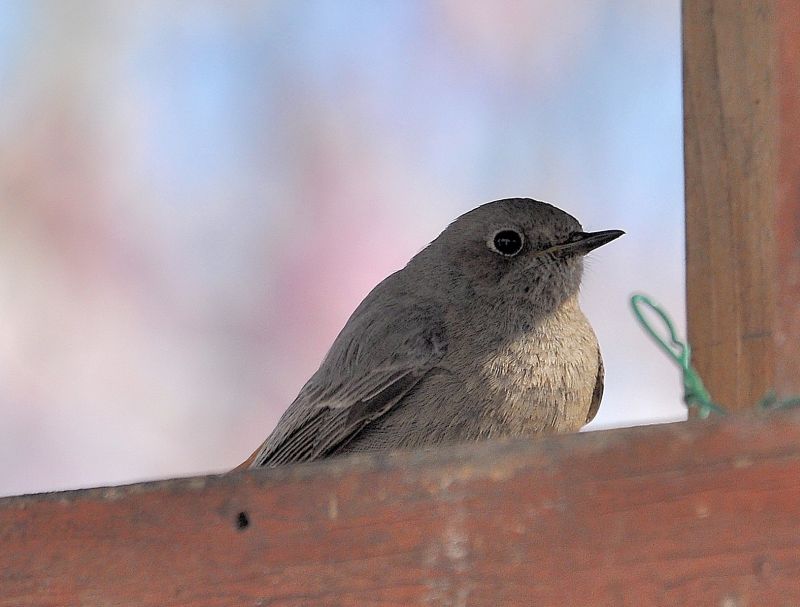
<box><xmin>249</xmin><ymin>299</ymin><xmax>447</xmax><ymax>467</ymax></box>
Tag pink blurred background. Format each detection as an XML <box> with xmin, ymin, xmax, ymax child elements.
<box><xmin>0</xmin><ymin>1</ymin><xmax>685</xmax><ymax>497</ymax></box>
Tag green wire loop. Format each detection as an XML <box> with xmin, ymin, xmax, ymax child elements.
<box><xmin>630</xmin><ymin>294</ymin><xmax>726</xmax><ymax>418</ymax></box>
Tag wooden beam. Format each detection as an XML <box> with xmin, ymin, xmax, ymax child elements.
<box><xmin>684</xmin><ymin>1</ymin><xmax>800</xmax><ymax>409</ymax></box>
<box><xmin>4</xmin><ymin>412</ymin><xmax>800</xmax><ymax>605</ymax></box>
<box><xmin>774</xmin><ymin>0</ymin><xmax>800</xmax><ymax>398</ymax></box>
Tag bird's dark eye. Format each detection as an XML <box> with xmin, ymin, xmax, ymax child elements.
<box><xmin>491</xmin><ymin>229</ymin><xmax>524</xmax><ymax>256</ymax></box>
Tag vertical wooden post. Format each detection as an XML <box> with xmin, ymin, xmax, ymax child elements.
<box><xmin>773</xmin><ymin>1</ymin><xmax>800</xmax><ymax>400</ymax></box>
<box><xmin>683</xmin><ymin>1</ymin><xmax>800</xmax><ymax>410</ymax></box>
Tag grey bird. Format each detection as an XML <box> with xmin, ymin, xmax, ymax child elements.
<box><xmin>243</xmin><ymin>198</ymin><xmax>623</xmax><ymax>468</ymax></box>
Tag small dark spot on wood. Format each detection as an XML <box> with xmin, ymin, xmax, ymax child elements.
<box><xmin>523</xmin><ymin>286</ymin><xmax>530</xmax><ymax>293</ymax></box>
<box><xmin>236</xmin><ymin>511</ymin><xmax>250</xmax><ymax>530</ymax></box>
<box><xmin>753</xmin><ymin>555</ymin><xmax>771</xmax><ymax>577</ymax></box>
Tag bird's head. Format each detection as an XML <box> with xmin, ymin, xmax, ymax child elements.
<box><xmin>421</xmin><ymin>198</ymin><xmax>624</xmax><ymax>317</ymax></box>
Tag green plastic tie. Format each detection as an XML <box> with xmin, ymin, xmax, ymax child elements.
<box><xmin>630</xmin><ymin>294</ymin><xmax>726</xmax><ymax>418</ymax></box>
<box><xmin>758</xmin><ymin>392</ymin><xmax>800</xmax><ymax>411</ymax></box>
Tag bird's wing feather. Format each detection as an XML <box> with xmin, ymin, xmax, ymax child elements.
<box><xmin>250</xmin><ymin>296</ymin><xmax>447</xmax><ymax>467</ymax></box>
<box><xmin>585</xmin><ymin>347</ymin><xmax>604</xmax><ymax>424</ymax></box>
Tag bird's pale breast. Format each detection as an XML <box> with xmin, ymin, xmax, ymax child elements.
<box><xmin>469</xmin><ymin>302</ymin><xmax>599</xmax><ymax>436</ymax></box>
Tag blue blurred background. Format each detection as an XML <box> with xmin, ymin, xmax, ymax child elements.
<box><xmin>0</xmin><ymin>1</ymin><xmax>685</xmax><ymax>497</ymax></box>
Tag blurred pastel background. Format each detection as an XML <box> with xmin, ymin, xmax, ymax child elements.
<box><xmin>0</xmin><ymin>1</ymin><xmax>685</xmax><ymax>497</ymax></box>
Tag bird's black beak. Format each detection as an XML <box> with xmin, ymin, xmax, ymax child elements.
<box><xmin>553</xmin><ymin>229</ymin><xmax>625</xmax><ymax>256</ymax></box>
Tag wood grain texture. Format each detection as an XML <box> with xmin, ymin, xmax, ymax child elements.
<box><xmin>4</xmin><ymin>412</ymin><xmax>800</xmax><ymax>606</ymax></box>
<box><xmin>774</xmin><ymin>0</ymin><xmax>800</xmax><ymax>396</ymax></box>
<box><xmin>684</xmin><ymin>0</ymin><xmax>800</xmax><ymax>409</ymax></box>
